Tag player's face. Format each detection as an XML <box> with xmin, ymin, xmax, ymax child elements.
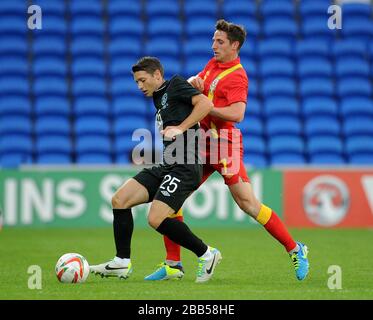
<box><xmin>133</xmin><ymin>70</ymin><xmax>161</xmax><ymax>97</ymax></box>
<box><xmin>212</xmin><ymin>30</ymin><xmax>237</xmax><ymax>63</ymax></box>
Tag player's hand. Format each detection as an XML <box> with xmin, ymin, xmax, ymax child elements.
<box><xmin>188</xmin><ymin>76</ymin><xmax>204</xmax><ymax>92</ymax></box>
<box><xmin>160</xmin><ymin>126</ymin><xmax>184</xmax><ymax>140</ymax></box>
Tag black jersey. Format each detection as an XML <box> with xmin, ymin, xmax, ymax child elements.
<box><xmin>153</xmin><ymin>75</ymin><xmax>202</xmax><ymax>166</ymax></box>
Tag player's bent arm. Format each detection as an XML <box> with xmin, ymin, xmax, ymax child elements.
<box><xmin>187</xmin><ymin>75</ymin><xmax>204</xmax><ymax>92</ymax></box>
<box><xmin>179</xmin><ymin>94</ymin><xmax>213</xmax><ymax>132</ymax></box>
<box><xmin>209</xmin><ymin>101</ymin><xmax>246</xmax><ymax>123</ymax></box>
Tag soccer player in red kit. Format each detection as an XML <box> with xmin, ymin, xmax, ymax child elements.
<box><xmin>145</xmin><ymin>20</ymin><xmax>309</xmax><ymax>281</ymax></box>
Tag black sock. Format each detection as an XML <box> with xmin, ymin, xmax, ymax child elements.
<box><xmin>113</xmin><ymin>208</ymin><xmax>133</xmax><ymax>259</ymax></box>
<box><xmin>156</xmin><ymin>217</ymin><xmax>207</xmax><ymax>257</ymax></box>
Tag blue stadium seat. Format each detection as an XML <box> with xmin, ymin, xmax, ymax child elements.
<box><xmin>70</xmin><ymin>36</ymin><xmax>104</xmax><ymax>57</ymax></box>
<box><xmin>243</xmin><ymin>153</ymin><xmax>268</xmax><ymax>167</ymax></box>
<box><xmin>300</xmin><ymin>78</ymin><xmax>334</xmax><ymax>98</ymax></box>
<box><xmin>112</xmin><ymin>97</ymin><xmax>148</xmax><ymax>117</ymax></box>
<box><xmin>237</xmin><ymin>117</ymin><xmax>263</xmax><ymax>136</ymax></box>
<box><xmin>0</xmin><ymin>17</ymin><xmax>27</xmax><ymax>36</ymax></box>
<box><xmin>260</xmin><ymin>1</ymin><xmax>294</xmax><ymax>19</ymax></box>
<box><xmin>239</xmin><ymin>40</ymin><xmax>256</xmax><ymax>59</ymax></box>
<box><xmin>72</xmin><ymin>77</ymin><xmax>106</xmax><ymax>97</ymax></box>
<box><xmin>0</xmin><ymin>135</ymin><xmax>33</xmax><ymax>158</ymax></box>
<box><xmin>35</xmin><ymin>97</ymin><xmax>70</xmax><ymax>117</ymax></box>
<box><xmin>263</xmin><ymin>18</ymin><xmax>297</xmax><ymax>41</ymax></box>
<box><xmin>183</xmin><ymin>37</ymin><xmax>213</xmax><ymax>60</ymax></box>
<box><xmin>297</xmin><ymin>57</ymin><xmax>333</xmax><ymax>78</ymax></box>
<box><xmin>148</xmin><ymin>17</ymin><xmax>182</xmax><ymax>40</ymax></box>
<box><xmin>110</xmin><ymin>77</ymin><xmax>140</xmax><ymax>97</ymax></box>
<box><xmin>36</xmin><ymin>154</ymin><xmax>72</xmax><ymax>164</ymax></box>
<box><xmin>184</xmin><ymin>57</ymin><xmax>210</xmax><ymax>77</ymax></box>
<box><xmin>335</xmin><ymin>57</ymin><xmax>370</xmax><ymax>78</ymax></box>
<box><xmin>69</xmin><ymin>0</ymin><xmax>103</xmax><ymax>17</ymax></box>
<box><xmin>257</xmin><ymin>39</ymin><xmax>293</xmax><ymax>58</ymax></box>
<box><xmin>0</xmin><ymin>76</ymin><xmax>29</xmax><ymax>96</ymax></box>
<box><xmin>145</xmin><ymin>38</ymin><xmax>181</xmax><ymax>58</ymax></box>
<box><xmin>271</xmin><ymin>153</ymin><xmax>306</xmax><ymax>165</ymax></box>
<box><xmin>185</xmin><ymin>17</ymin><xmax>216</xmax><ymax>39</ymax></box>
<box><xmin>35</xmin><ymin>17</ymin><xmax>67</xmax><ymax>36</ymax></box>
<box><xmin>263</xmin><ymin>97</ymin><xmax>299</xmax><ymax>117</ymax></box>
<box><xmin>145</xmin><ymin>0</ymin><xmax>180</xmax><ymax>18</ymax></box>
<box><xmin>248</xmin><ymin>78</ymin><xmax>259</xmax><ymax>98</ymax></box>
<box><xmin>0</xmin><ymin>116</ymin><xmax>32</xmax><ymax>136</ymax></box>
<box><xmin>75</xmin><ymin>136</ymin><xmax>112</xmax><ymax>159</ymax></box>
<box><xmin>162</xmin><ymin>57</ymin><xmax>183</xmax><ymax>78</ymax></box>
<box><xmin>0</xmin><ymin>96</ymin><xmax>31</xmax><ymax>117</ymax></box>
<box><xmin>76</xmin><ymin>153</ymin><xmax>112</xmax><ymax>164</ymax></box>
<box><xmin>114</xmin><ymin>116</ymin><xmax>150</xmax><ymax>136</ymax></box>
<box><xmin>240</xmin><ymin>57</ymin><xmax>257</xmax><ymax>78</ymax></box>
<box><xmin>268</xmin><ymin>135</ymin><xmax>305</xmax><ymax>157</ymax></box>
<box><xmin>0</xmin><ymin>57</ymin><xmax>28</xmax><ymax>76</ymax></box>
<box><xmin>349</xmin><ymin>154</ymin><xmax>373</xmax><ymax>165</ymax></box>
<box><xmin>304</xmin><ymin>116</ymin><xmax>340</xmax><ymax>137</ymax></box>
<box><xmin>222</xmin><ymin>1</ymin><xmax>257</xmax><ymax>20</ymax></box>
<box><xmin>302</xmin><ymin>17</ymin><xmax>335</xmax><ymax>41</ymax></box>
<box><xmin>245</xmin><ymin>98</ymin><xmax>262</xmax><ymax>118</ymax></box>
<box><xmin>232</xmin><ymin>17</ymin><xmax>260</xmax><ymax>40</ymax></box>
<box><xmin>109</xmin><ymin>57</ymin><xmax>136</xmax><ymax>78</ymax></box>
<box><xmin>71</xmin><ymin>57</ymin><xmax>106</xmax><ymax>77</ymax></box>
<box><xmin>346</xmin><ymin>136</ymin><xmax>373</xmax><ymax>161</ymax></box>
<box><xmin>74</xmin><ymin>117</ymin><xmax>111</xmax><ymax>136</ymax></box>
<box><xmin>34</xmin><ymin>76</ymin><xmax>67</xmax><ymax>97</ymax></box>
<box><xmin>295</xmin><ymin>39</ymin><xmax>329</xmax><ymax>58</ymax></box>
<box><xmin>1</xmin><ymin>153</ymin><xmax>32</xmax><ymax>168</ymax></box>
<box><xmin>107</xmin><ymin>0</ymin><xmax>141</xmax><ymax>18</ymax></box>
<box><xmin>261</xmin><ymin>77</ymin><xmax>297</xmax><ymax>97</ymax></box>
<box><xmin>343</xmin><ymin>117</ymin><xmax>373</xmax><ymax>137</ymax></box>
<box><xmin>33</xmin><ymin>57</ymin><xmax>67</xmax><ymax>76</ymax></box>
<box><xmin>337</xmin><ymin>78</ymin><xmax>372</xmax><ymax>98</ymax></box>
<box><xmin>259</xmin><ymin>57</ymin><xmax>295</xmax><ymax>78</ymax></box>
<box><xmin>309</xmin><ymin>153</ymin><xmax>346</xmax><ymax>165</ymax></box>
<box><xmin>299</xmin><ymin>1</ymin><xmax>329</xmax><ymax>19</ymax></box>
<box><xmin>242</xmin><ymin>136</ymin><xmax>266</xmax><ymax>154</ymax></box>
<box><xmin>74</xmin><ymin>97</ymin><xmax>110</xmax><ymax>117</ymax></box>
<box><xmin>36</xmin><ymin>135</ymin><xmax>72</xmax><ymax>155</ymax></box>
<box><xmin>302</xmin><ymin>97</ymin><xmax>338</xmax><ymax>117</ymax></box>
<box><xmin>341</xmin><ymin>18</ymin><xmax>373</xmax><ymax>42</ymax></box>
<box><xmin>0</xmin><ymin>1</ymin><xmax>27</xmax><ymax>15</ymax></box>
<box><xmin>32</xmin><ymin>0</ymin><xmax>65</xmax><ymax>17</ymax></box>
<box><xmin>35</xmin><ymin>116</ymin><xmax>70</xmax><ymax>136</ymax></box>
<box><xmin>342</xmin><ymin>3</ymin><xmax>372</xmax><ymax>20</ymax></box>
<box><xmin>33</xmin><ymin>37</ymin><xmax>66</xmax><ymax>57</ymax></box>
<box><xmin>71</xmin><ymin>16</ymin><xmax>104</xmax><ymax>37</ymax></box>
<box><xmin>266</xmin><ymin>116</ymin><xmax>302</xmax><ymax>136</ymax></box>
<box><xmin>333</xmin><ymin>40</ymin><xmax>367</xmax><ymax>59</ymax></box>
<box><xmin>340</xmin><ymin>97</ymin><xmax>373</xmax><ymax>118</ymax></box>
<box><xmin>184</xmin><ymin>1</ymin><xmax>217</xmax><ymax>19</ymax></box>
<box><xmin>109</xmin><ymin>16</ymin><xmax>145</xmax><ymax>39</ymax></box>
<box><xmin>0</xmin><ymin>36</ymin><xmax>27</xmax><ymax>57</ymax></box>
<box><xmin>109</xmin><ymin>38</ymin><xmax>142</xmax><ymax>58</ymax></box>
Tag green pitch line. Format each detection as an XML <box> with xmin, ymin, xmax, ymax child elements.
<box><xmin>1</xmin><ymin>227</ymin><xmax>372</xmax><ymax>300</ymax></box>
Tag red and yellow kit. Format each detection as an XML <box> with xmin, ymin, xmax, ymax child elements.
<box><xmin>197</xmin><ymin>57</ymin><xmax>250</xmax><ymax>185</ymax></box>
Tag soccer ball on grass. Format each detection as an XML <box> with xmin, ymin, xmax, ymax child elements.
<box><xmin>55</xmin><ymin>253</ymin><xmax>90</xmax><ymax>283</ymax></box>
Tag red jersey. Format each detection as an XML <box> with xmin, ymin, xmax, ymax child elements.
<box><xmin>198</xmin><ymin>57</ymin><xmax>248</xmax><ymax>134</ymax></box>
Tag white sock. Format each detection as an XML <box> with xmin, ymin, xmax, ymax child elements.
<box><xmin>114</xmin><ymin>256</ymin><xmax>131</xmax><ymax>266</ymax></box>
<box><xmin>288</xmin><ymin>244</ymin><xmax>300</xmax><ymax>255</ymax></box>
<box><xmin>166</xmin><ymin>260</ymin><xmax>180</xmax><ymax>266</ymax></box>
<box><xmin>200</xmin><ymin>247</ymin><xmax>213</xmax><ymax>259</ymax></box>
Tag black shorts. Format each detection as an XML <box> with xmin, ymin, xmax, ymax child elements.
<box><xmin>133</xmin><ymin>163</ymin><xmax>203</xmax><ymax>212</ymax></box>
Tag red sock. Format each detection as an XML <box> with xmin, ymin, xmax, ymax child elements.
<box><xmin>163</xmin><ymin>215</ymin><xmax>182</xmax><ymax>261</ymax></box>
<box><xmin>257</xmin><ymin>204</ymin><xmax>297</xmax><ymax>252</ymax></box>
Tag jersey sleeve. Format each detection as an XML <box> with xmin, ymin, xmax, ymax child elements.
<box><xmin>169</xmin><ymin>75</ymin><xmax>201</xmax><ymax>105</ymax></box>
<box><xmin>220</xmin><ymin>72</ymin><xmax>248</xmax><ymax>105</ymax></box>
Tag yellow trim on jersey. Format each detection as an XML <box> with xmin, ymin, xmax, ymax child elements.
<box><xmin>207</xmin><ymin>63</ymin><xmax>243</xmax><ymax>101</ymax></box>
<box><xmin>256</xmin><ymin>204</ymin><xmax>272</xmax><ymax>225</ymax></box>
<box><xmin>169</xmin><ymin>208</ymin><xmax>183</xmax><ymax>218</ymax></box>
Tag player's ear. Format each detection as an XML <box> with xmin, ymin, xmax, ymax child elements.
<box><xmin>232</xmin><ymin>40</ymin><xmax>240</xmax><ymax>51</ymax></box>
<box><xmin>154</xmin><ymin>69</ymin><xmax>163</xmax><ymax>80</ymax></box>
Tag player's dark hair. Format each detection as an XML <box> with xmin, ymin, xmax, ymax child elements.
<box><xmin>215</xmin><ymin>19</ymin><xmax>246</xmax><ymax>50</ymax></box>
<box><xmin>132</xmin><ymin>56</ymin><xmax>164</xmax><ymax>77</ymax></box>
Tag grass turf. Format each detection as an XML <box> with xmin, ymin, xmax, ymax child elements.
<box><xmin>1</xmin><ymin>227</ymin><xmax>372</xmax><ymax>300</ymax></box>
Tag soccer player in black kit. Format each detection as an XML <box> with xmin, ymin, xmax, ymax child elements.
<box><xmin>90</xmin><ymin>57</ymin><xmax>222</xmax><ymax>283</ymax></box>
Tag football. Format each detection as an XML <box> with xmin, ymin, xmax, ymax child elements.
<box><xmin>55</xmin><ymin>253</ymin><xmax>90</xmax><ymax>284</ymax></box>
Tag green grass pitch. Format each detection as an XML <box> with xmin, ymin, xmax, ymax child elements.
<box><xmin>1</xmin><ymin>227</ymin><xmax>372</xmax><ymax>300</ymax></box>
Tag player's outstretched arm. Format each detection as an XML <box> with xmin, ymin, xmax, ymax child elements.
<box><xmin>209</xmin><ymin>101</ymin><xmax>246</xmax><ymax>123</ymax></box>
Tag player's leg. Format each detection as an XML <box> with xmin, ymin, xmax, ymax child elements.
<box><xmin>227</xmin><ymin>168</ymin><xmax>309</xmax><ymax>280</ymax></box>
<box><xmin>91</xmin><ymin>168</ymin><xmax>158</xmax><ymax>279</ymax></box>
<box><xmin>148</xmin><ymin>164</ymin><xmax>215</xmax><ymax>281</ymax></box>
